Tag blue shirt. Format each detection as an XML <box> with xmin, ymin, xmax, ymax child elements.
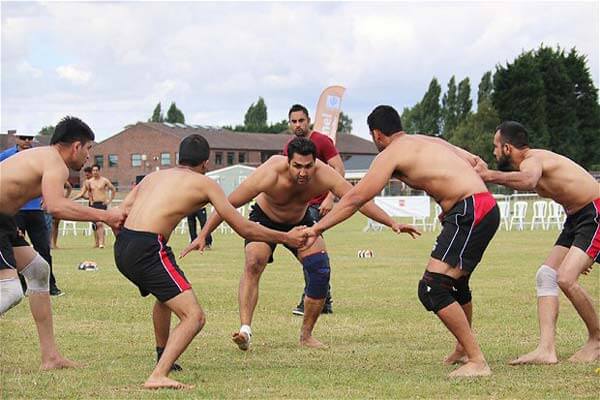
<box><xmin>0</xmin><ymin>146</ymin><xmax>43</xmax><ymax>210</ymax></box>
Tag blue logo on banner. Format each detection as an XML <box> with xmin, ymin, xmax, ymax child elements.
<box><xmin>326</xmin><ymin>95</ymin><xmax>341</xmax><ymax>109</ymax></box>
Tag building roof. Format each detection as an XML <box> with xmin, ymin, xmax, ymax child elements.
<box><xmin>102</xmin><ymin>122</ymin><xmax>378</xmax><ymax>155</ymax></box>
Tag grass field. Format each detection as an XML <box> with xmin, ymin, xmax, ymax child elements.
<box><xmin>1</xmin><ymin>214</ymin><xmax>598</xmax><ymax>399</ymax></box>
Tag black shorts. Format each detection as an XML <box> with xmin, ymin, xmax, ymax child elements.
<box><xmin>0</xmin><ymin>214</ymin><xmax>30</xmax><ymax>270</ymax></box>
<box><xmin>114</xmin><ymin>228</ymin><xmax>191</xmax><ymax>302</ymax></box>
<box><xmin>90</xmin><ymin>202</ymin><xmax>107</xmax><ymax>230</ymax></box>
<box><xmin>431</xmin><ymin>192</ymin><xmax>500</xmax><ymax>273</ymax></box>
<box><xmin>244</xmin><ymin>203</ymin><xmax>316</xmax><ymax>263</ymax></box>
<box><xmin>555</xmin><ymin>198</ymin><xmax>600</xmax><ymax>263</ymax></box>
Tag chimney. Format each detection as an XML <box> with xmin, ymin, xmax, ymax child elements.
<box><xmin>7</xmin><ymin>130</ymin><xmax>16</xmax><ymax>136</ymax></box>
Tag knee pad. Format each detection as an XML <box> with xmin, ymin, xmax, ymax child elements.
<box><xmin>418</xmin><ymin>271</ymin><xmax>457</xmax><ymax>313</ymax></box>
<box><xmin>0</xmin><ymin>278</ymin><xmax>25</xmax><ymax>315</ymax></box>
<box><xmin>453</xmin><ymin>275</ymin><xmax>472</xmax><ymax>305</ymax></box>
<box><xmin>302</xmin><ymin>252</ymin><xmax>330</xmax><ymax>299</ymax></box>
<box><xmin>20</xmin><ymin>254</ymin><xmax>50</xmax><ymax>294</ymax></box>
<box><xmin>536</xmin><ymin>264</ymin><xmax>558</xmax><ymax>297</ymax></box>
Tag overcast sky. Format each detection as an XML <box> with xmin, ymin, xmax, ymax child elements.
<box><xmin>2</xmin><ymin>1</ymin><xmax>598</xmax><ymax>141</ymax></box>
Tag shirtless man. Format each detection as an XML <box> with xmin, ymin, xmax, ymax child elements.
<box><xmin>303</xmin><ymin>105</ymin><xmax>500</xmax><ymax>378</ymax></box>
<box><xmin>114</xmin><ymin>134</ymin><xmax>307</xmax><ymax>390</ymax></box>
<box><xmin>86</xmin><ymin>164</ymin><xmax>116</xmax><ymax>248</ymax></box>
<box><xmin>182</xmin><ymin>137</ymin><xmax>418</xmax><ymax>350</ymax></box>
<box><xmin>475</xmin><ymin>121</ymin><xmax>600</xmax><ymax>364</ymax></box>
<box><xmin>0</xmin><ymin>116</ymin><xmax>124</xmax><ymax>370</ymax></box>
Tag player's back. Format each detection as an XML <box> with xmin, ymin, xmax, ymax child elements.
<box><xmin>124</xmin><ymin>168</ymin><xmax>210</xmax><ymax>238</ymax></box>
<box><xmin>390</xmin><ymin>135</ymin><xmax>488</xmax><ymax>210</ymax></box>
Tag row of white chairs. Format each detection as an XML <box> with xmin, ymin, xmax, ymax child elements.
<box><xmin>174</xmin><ymin>205</ymin><xmax>249</xmax><ymax>235</ymax></box>
<box><xmin>60</xmin><ymin>221</ymin><xmax>113</xmax><ymax>236</ymax></box>
<box><xmin>365</xmin><ymin>200</ymin><xmax>566</xmax><ymax>233</ymax></box>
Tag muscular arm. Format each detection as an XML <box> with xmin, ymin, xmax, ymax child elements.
<box><xmin>322</xmin><ymin>154</ymin><xmax>345</xmax><ymax>204</ymax></box>
<box><xmin>314</xmin><ymin>151</ymin><xmax>396</xmax><ymax>234</ymax></box>
<box><xmin>42</xmin><ymin>167</ymin><xmax>110</xmax><ymax>222</ymax></box>
<box><xmin>119</xmin><ymin>185</ymin><xmax>138</xmax><ymax>215</ymax></box>
<box><xmin>105</xmin><ymin>179</ymin><xmax>117</xmax><ymax>204</ymax></box>
<box><xmin>483</xmin><ymin>157</ymin><xmax>542</xmax><ymax>191</ymax></box>
<box><xmin>71</xmin><ymin>181</ymin><xmax>89</xmax><ymax>200</ymax></box>
<box><xmin>64</xmin><ymin>182</ymin><xmax>73</xmax><ymax>198</ymax></box>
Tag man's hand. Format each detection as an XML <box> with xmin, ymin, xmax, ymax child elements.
<box><xmin>285</xmin><ymin>225</ymin><xmax>308</xmax><ymax>248</ymax></box>
<box><xmin>105</xmin><ymin>208</ymin><xmax>126</xmax><ymax>231</ymax></box>
<box><xmin>474</xmin><ymin>160</ymin><xmax>491</xmax><ymax>182</ymax></box>
<box><xmin>179</xmin><ymin>236</ymin><xmax>207</xmax><ymax>259</ymax></box>
<box><xmin>319</xmin><ymin>196</ymin><xmax>334</xmax><ymax>217</ymax></box>
<box><xmin>391</xmin><ymin>222</ymin><xmax>421</xmax><ymax>239</ymax></box>
<box><xmin>298</xmin><ymin>226</ymin><xmax>320</xmax><ymax>251</ymax></box>
<box><xmin>581</xmin><ymin>264</ymin><xmax>594</xmax><ymax>275</ymax></box>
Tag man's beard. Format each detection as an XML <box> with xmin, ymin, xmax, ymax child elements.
<box><xmin>497</xmin><ymin>154</ymin><xmax>514</xmax><ymax>171</ymax></box>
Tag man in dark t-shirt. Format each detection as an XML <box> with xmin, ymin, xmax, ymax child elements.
<box><xmin>283</xmin><ymin>104</ymin><xmax>345</xmax><ymax>315</ymax></box>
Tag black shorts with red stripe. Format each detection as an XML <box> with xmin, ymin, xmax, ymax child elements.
<box><xmin>431</xmin><ymin>192</ymin><xmax>500</xmax><ymax>274</ymax></box>
<box><xmin>114</xmin><ymin>228</ymin><xmax>191</xmax><ymax>303</ymax></box>
<box><xmin>555</xmin><ymin>198</ymin><xmax>600</xmax><ymax>263</ymax></box>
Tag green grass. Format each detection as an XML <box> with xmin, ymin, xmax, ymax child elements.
<box><xmin>1</xmin><ymin>215</ymin><xmax>598</xmax><ymax>399</ymax></box>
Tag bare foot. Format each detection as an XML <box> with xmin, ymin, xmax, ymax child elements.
<box><xmin>232</xmin><ymin>331</ymin><xmax>250</xmax><ymax>351</ymax></box>
<box><xmin>568</xmin><ymin>339</ymin><xmax>600</xmax><ymax>363</ymax></box>
<box><xmin>508</xmin><ymin>348</ymin><xmax>558</xmax><ymax>365</ymax></box>
<box><xmin>448</xmin><ymin>361</ymin><xmax>491</xmax><ymax>378</ymax></box>
<box><xmin>143</xmin><ymin>376</ymin><xmax>194</xmax><ymax>390</ymax></box>
<box><xmin>299</xmin><ymin>335</ymin><xmax>328</xmax><ymax>349</ymax></box>
<box><xmin>41</xmin><ymin>356</ymin><xmax>82</xmax><ymax>371</ymax></box>
<box><xmin>443</xmin><ymin>349</ymin><xmax>468</xmax><ymax>365</ymax></box>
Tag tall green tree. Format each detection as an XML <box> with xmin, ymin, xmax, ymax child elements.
<box><xmin>419</xmin><ymin>77</ymin><xmax>442</xmax><ymax>134</ymax></box>
<box><xmin>166</xmin><ymin>102</ymin><xmax>185</xmax><ymax>124</ymax></box>
<box><xmin>338</xmin><ymin>111</ymin><xmax>353</xmax><ymax>134</ymax></box>
<box><xmin>456</xmin><ymin>77</ymin><xmax>472</xmax><ymax>123</ymax></box>
<box><xmin>243</xmin><ymin>97</ymin><xmax>268</xmax><ymax>132</ymax></box>
<box><xmin>149</xmin><ymin>102</ymin><xmax>164</xmax><ymax>122</ymax></box>
<box><xmin>441</xmin><ymin>76</ymin><xmax>458</xmax><ymax>138</ymax></box>
<box><xmin>39</xmin><ymin>125</ymin><xmax>55</xmax><ymax>136</ymax></box>
<box><xmin>477</xmin><ymin>71</ymin><xmax>493</xmax><ymax>107</ymax></box>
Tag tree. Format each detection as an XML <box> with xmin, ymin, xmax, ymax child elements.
<box><xmin>243</xmin><ymin>97</ymin><xmax>268</xmax><ymax>132</ymax></box>
<box><xmin>337</xmin><ymin>111</ymin><xmax>353</xmax><ymax>134</ymax></box>
<box><xmin>456</xmin><ymin>77</ymin><xmax>472</xmax><ymax>123</ymax></box>
<box><xmin>39</xmin><ymin>125</ymin><xmax>55</xmax><ymax>136</ymax></box>
<box><xmin>166</xmin><ymin>102</ymin><xmax>185</xmax><ymax>124</ymax></box>
<box><xmin>441</xmin><ymin>76</ymin><xmax>458</xmax><ymax>138</ymax></box>
<box><xmin>149</xmin><ymin>102</ymin><xmax>164</xmax><ymax>122</ymax></box>
<box><xmin>477</xmin><ymin>71</ymin><xmax>493</xmax><ymax>107</ymax></box>
<box><xmin>419</xmin><ymin>77</ymin><xmax>442</xmax><ymax>134</ymax></box>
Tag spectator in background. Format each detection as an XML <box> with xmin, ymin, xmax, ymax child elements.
<box><xmin>187</xmin><ymin>207</ymin><xmax>213</xmax><ymax>248</ymax></box>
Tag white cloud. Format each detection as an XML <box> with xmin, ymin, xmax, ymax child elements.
<box><xmin>17</xmin><ymin>61</ymin><xmax>43</xmax><ymax>78</ymax></box>
<box><xmin>55</xmin><ymin>65</ymin><xmax>92</xmax><ymax>85</ymax></box>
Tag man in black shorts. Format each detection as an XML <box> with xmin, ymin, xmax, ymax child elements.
<box><xmin>184</xmin><ymin>137</ymin><xmax>416</xmax><ymax>350</ymax></box>
<box><xmin>114</xmin><ymin>134</ymin><xmax>308</xmax><ymax>390</ymax></box>
<box><xmin>303</xmin><ymin>105</ymin><xmax>499</xmax><ymax>377</ymax></box>
<box><xmin>475</xmin><ymin>121</ymin><xmax>599</xmax><ymax>364</ymax></box>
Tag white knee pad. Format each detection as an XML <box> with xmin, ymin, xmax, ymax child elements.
<box><xmin>20</xmin><ymin>254</ymin><xmax>50</xmax><ymax>294</ymax></box>
<box><xmin>536</xmin><ymin>264</ymin><xmax>558</xmax><ymax>297</ymax></box>
<box><xmin>0</xmin><ymin>278</ymin><xmax>25</xmax><ymax>315</ymax></box>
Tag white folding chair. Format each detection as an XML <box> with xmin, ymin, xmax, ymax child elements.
<box><xmin>509</xmin><ymin>201</ymin><xmax>528</xmax><ymax>231</ymax></box>
<box><xmin>85</xmin><ymin>222</ymin><xmax>93</xmax><ymax>236</ymax></box>
<box><xmin>412</xmin><ymin>215</ymin><xmax>428</xmax><ymax>232</ymax></box>
<box><xmin>531</xmin><ymin>201</ymin><xmax>548</xmax><ymax>230</ymax></box>
<box><xmin>219</xmin><ymin>206</ymin><xmax>246</xmax><ymax>234</ymax></box>
<box><xmin>547</xmin><ymin>201</ymin><xmax>565</xmax><ymax>230</ymax></box>
<box><xmin>176</xmin><ymin>218</ymin><xmax>188</xmax><ymax>234</ymax></box>
<box><xmin>61</xmin><ymin>221</ymin><xmax>78</xmax><ymax>236</ymax></box>
<box><xmin>497</xmin><ymin>201</ymin><xmax>510</xmax><ymax>231</ymax></box>
<box><xmin>363</xmin><ymin>218</ymin><xmax>385</xmax><ymax>232</ymax></box>
<box><xmin>429</xmin><ymin>204</ymin><xmax>443</xmax><ymax>232</ymax></box>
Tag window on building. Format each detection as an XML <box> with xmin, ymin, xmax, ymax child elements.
<box><xmin>227</xmin><ymin>152</ymin><xmax>235</xmax><ymax>165</ymax></box>
<box><xmin>160</xmin><ymin>152</ymin><xmax>171</xmax><ymax>166</ymax></box>
<box><xmin>108</xmin><ymin>154</ymin><xmax>118</xmax><ymax>167</ymax></box>
<box><xmin>215</xmin><ymin>152</ymin><xmax>223</xmax><ymax>165</ymax></box>
<box><xmin>94</xmin><ymin>155</ymin><xmax>104</xmax><ymax>168</ymax></box>
<box><xmin>238</xmin><ymin>152</ymin><xmax>246</xmax><ymax>163</ymax></box>
<box><xmin>261</xmin><ymin>151</ymin><xmax>278</xmax><ymax>163</ymax></box>
<box><xmin>131</xmin><ymin>154</ymin><xmax>142</xmax><ymax>167</ymax></box>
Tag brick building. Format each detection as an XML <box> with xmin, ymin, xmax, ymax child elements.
<box><xmin>86</xmin><ymin>122</ymin><xmax>379</xmax><ymax>190</ymax></box>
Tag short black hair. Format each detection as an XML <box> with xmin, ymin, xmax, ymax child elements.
<box><xmin>367</xmin><ymin>105</ymin><xmax>403</xmax><ymax>136</ymax></box>
<box><xmin>50</xmin><ymin>116</ymin><xmax>95</xmax><ymax>145</ymax></box>
<box><xmin>92</xmin><ymin>164</ymin><xmax>101</xmax><ymax>170</ymax></box>
<box><xmin>496</xmin><ymin>121</ymin><xmax>529</xmax><ymax>149</ymax></box>
<box><xmin>288</xmin><ymin>104</ymin><xmax>310</xmax><ymax>119</ymax></box>
<box><xmin>179</xmin><ymin>134</ymin><xmax>210</xmax><ymax>167</ymax></box>
<box><xmin>83</xmin><ymin>166</ymin><xmax>92</xmax><ymax>173</ymax></box>
<box><xmin>287</xmin><ymin>137</ymin><xmax>316</xmax><ymax>162</ymax></box>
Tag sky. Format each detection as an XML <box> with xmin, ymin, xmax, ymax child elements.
<box><xmin>1</xmin><ymin>1</ymin><xmax>598</xmax><ymax>142</ymax></box>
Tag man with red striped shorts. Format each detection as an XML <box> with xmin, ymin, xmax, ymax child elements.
<box><xmin>476</xmin><ymin>121</ymin><xmax>600</xmax><ymax>364</ymax></box>
<box><xmin>114</xmin><ymin>134</ymin><xmax>307</xmax><ymax>390</ymax></box>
